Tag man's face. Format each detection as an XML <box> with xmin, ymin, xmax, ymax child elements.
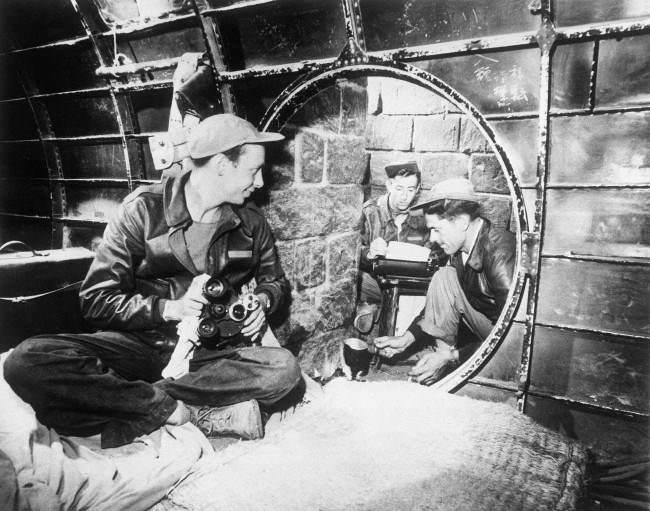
<box><xmin>219</xmin><ymin>144</ymin><xmax>266</xmax><ymax>205</ymax></box>
<box><xmin>386</xmin><ymin>174</ymin><xmax>419</xmax><ymax>212</ymax></box>
<box><xmin>425</xmin><ymin>213</ymin><xmax>468</xmax><ymax>255</ymax></box>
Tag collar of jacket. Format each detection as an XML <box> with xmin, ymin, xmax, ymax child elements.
<box><xmin>162</xmin><ymin>170</ymin><xmax>246</xmax><ymax>236</ymax></box>
<box><xmin>465</xmin><ymin>218</ymin><xmax>492</xmax><ymax>272</ymax></box>
<box><xmin>377</xmin><ymin>193</ymin><xmax>420</xmax><ymax>228</ymax></box>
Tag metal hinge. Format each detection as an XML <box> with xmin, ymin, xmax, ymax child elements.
<box><xmin>521</xmin><ymin>231</ymin><xmax>541</xmax><ymax>276</ymax></box>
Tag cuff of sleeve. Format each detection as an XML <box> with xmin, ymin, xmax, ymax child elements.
<box><xmin>156</xmin><ymin>298</ymin><xmax>167</xmax><ymax>323</ymax></box>
<box><xmin>408</xmin><ymin>320</ymin><xmax>437</xmax><ymax>345</ymax></box>
<box><xmin>254</xmin><ymin>288</ymin><xmax>275</xmax><ymax>314</ymax></box>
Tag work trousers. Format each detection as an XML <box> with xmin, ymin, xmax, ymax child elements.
<box><xmin>359</xmin><ymin>271</ymin><xmax>383</xmax><ymax>304</ymax></box>
<box><xmin>418</xmin><ymin>266</ymin><xmax>494</xmax><ymax>346</ymax></box>
<box><xmin>4</xmin><ymin>330</ymin><xmax>301</xmax><ymax>448</ymax></box>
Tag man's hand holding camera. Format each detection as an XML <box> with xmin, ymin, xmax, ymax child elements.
<box><xmin>241</xmin><ymin>293</ymin><xmax>270</xmax><ymax>343</ymax></box>
<box><xmin>162</xmin><ymin>274</ymin><xmax>210</xmax><ymax>322</ymax></box>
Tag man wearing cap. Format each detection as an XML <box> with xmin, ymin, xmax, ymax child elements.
<box><xmin>5</xmin><ymin>114</ymin><xmax>302</xmax><ymax>448</ymax></box>
<box><xmin>355</xmin><ymin>161</ymin><xmax>429</xmax><ymax>332</ymax></box>
<box><xmin>374</xmin><ymin>178</ymin><xmax>516</xmax><ymax>385</ymax></box>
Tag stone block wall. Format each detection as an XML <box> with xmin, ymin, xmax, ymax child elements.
<box><xmin>366</xmin><ymin>78</ymin><xmax>513</xmax><ymax>231</ymax></box>
<box><xmin>262</xmin><ymin>79</ymin><xmax>369</xmax><ymax>377</ymax></box>
<box><xmin>263</xmin><ymin>77</ymin><xmax>514</xmax><ymax>377</ymax></box>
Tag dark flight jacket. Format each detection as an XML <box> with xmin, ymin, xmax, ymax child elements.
<box><xmin>79</xmin><ymin>170</ymin><xmax>289</xmax><ymax>338</ymax></box>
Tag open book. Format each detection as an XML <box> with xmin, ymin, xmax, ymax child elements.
<box><xmin>384</xmin><ymin>241</ymin><xmax>431</xmax><ymax>262</ymax></box>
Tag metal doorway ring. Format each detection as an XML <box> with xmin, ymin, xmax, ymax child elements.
<box><xmin>261</xmin><ymin>59</ymin><xmax>529</xmax><ymax>392</ymax></box>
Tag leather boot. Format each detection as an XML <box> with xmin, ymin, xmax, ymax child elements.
<box><xmin>189</xmin><ymin>400</ymin><xmax>264</xmax><ymax>440</ymax></box>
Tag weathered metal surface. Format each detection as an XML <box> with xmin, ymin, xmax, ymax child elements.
<box><xmin>456</xmin><ymin>381</ymin><xmax>518</xmax><ymax>406</ymax></box>
<box><xmin>550</xmin><ymin>41</ymin><xmax>593</xmax><ymax>111</ymax></box>
<box><xmin>521</xmin><ymin>231</ymin><xmax>541</xmax><ymax>276</ymax></box>
<box><xmin>554</xmin><ymin>0</ymin><xmax>650</xmax><ymax>28</ymax></box>
<box><xmin>413</xmin><ymin>48</ymin><xmax>540</xmax><ymax>115</ymax></box>
<box><xmin>127</xmin><ymin>87</ymin><xmax>174</xmax><ymax>132</ymax></box>
<box><xmin>529</xmin><ymin>325</ymin><xmax>649</xmax><ymax>415</ymax></box>
<box><xmin>549</xmin><ymin>112</ymin><xmax>650</xmax><ymax>186</ymax></box>
<box><xmin>56</xmin><ymin>142</ymin><xmax>128</xmax><ymax>179</ymax></box>
<box><xmin>473</xmin><ymin>322</ymin><xmax>526</xmax><ymax>385</ymax></box>
<box><xmin>18</xmin><ymin>40</ymin><xmax>105</xmax><ymax>93</ymax></box>
<box><xmin>491</xmin><ymin>118</ymin><xmax>538</xmax><ymax>185</ymax></box>
<box><xmin>526</xmin><ymin>395</ymin><xmax>649</xmax><ymax>461</ymax></box>
<box><xmin>359</xmin><ymin>0</ymin><xmax>537</xmax><ymax>52</ymax></box>
<box><xmin>544</xmin><ymin>189</ymin><xmax>650</xmax><ymax>259</ymax></box>
<box><xmin>596</xmin><ymin>35</ymin><xmax>650</xmax><ymax>108</ymax></box>
<box><xmin>348</xmin><ymin>0</ymin><xmax>366</xmax><ymax>51</ymax></box>
<box><xmin>1</xmin><ymin>0</ymin><xmax>86</xmax><ymax>49</ymax></box>
<box><xmin>194</xmin><ymin>1</ymin><xmax>235</xmax><ymax>113</ymax></box>
<box><xmin>588</xmin><ymin>40</ymin><xmax>599</xmax><ymax>110</ymax></box>
<box><xmin>0</xmin><ymin>142</ymin><xmax>47</xmax><ymax>179</ymax></box>
<box><xmin>63</xmin><ymin>184</ymin><xmax>129</xmax><ymax>222</ymax></box>
<box><xmin>0</xmin><ymin>36</ymin><xmax>91</xmax><ymax>57</ymax></box>
<box><xmin>96</xmin><ymin>56</ymin><xmax>182</xmax><ymax>77</ymax></box>
<box><xmin>373</xmin><ymin>31</ymin><xmax>538</xmax><ymax>62</ymax></box>
<box><xmin>41</xmin><ymin>95</ymin><xmax>120</xmax><ymax>136</ymax></box>
<box><xmin>70</xmin><ymin>0</ymin><xmax>134</xmax><ymax>195</ymax></box>
<box><xmin>556</xmin><ymin>17</ymin><xmax>650</xmax><ymax>42</ymax></box>
<box><xmin>0</xmin><ymin>182</ymin><xmax>50</xmax><ymax>216</ymax></box>
<box><xmin>537</xmin><ymin>258</ymin><xmax>650</xmax><ymax>337</ymax></box>
<box><xmin>515</xmin><ymin>0</ymin><xmax>553</xmax><ymax>414</ymax></box>
<box><xmin>211</xmin><ymin>0</ymin><xmax>347</xmax><ymax>68</ymax></box>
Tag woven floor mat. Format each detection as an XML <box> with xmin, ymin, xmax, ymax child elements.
<box><xmin>153</xmin><ymin>379</ymin><xmax>587</xmax><ymax>511</ymax></box>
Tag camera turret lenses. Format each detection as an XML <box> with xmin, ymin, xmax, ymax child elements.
<box><xmin>210</xmin><ymin>303</ymin><xmax>227</xmax><ymax>318</ymax></box>
<box><xmin>229</xmin><ymin>303</ymin><xmax>247</xmax><ymax>322</ymax></box>
<box><xmin>203</xmin><ymin>277</ymin><xmax>227</xmax><ymax>299</ymax></box>
<box><xmin>197</xmin><ymin>317</ymin><xmax>220</xmax><ymax>338</ymax></box>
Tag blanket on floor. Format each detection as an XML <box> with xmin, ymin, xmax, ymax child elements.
<box><xmin>153</xmin><ymin>379</ymin><xmax>587</xmax><ymax>511</ymax></box>
<box><xmin>0</xmin><ymin>351</ymin><xmax>212</xmax><ymax>511</ymax></box>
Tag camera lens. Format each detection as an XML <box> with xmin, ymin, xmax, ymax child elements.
<box><xmin>203</xmin><ymin>278</ymin><xmax>226</xmax><ymax>299</ymax></box>
<box><xmin>229</xmin><ymin>303</ymin><xmax>247</xmax><ymax>322</ymax></box>
<box><xmin>211</xmin><ymin>303</ymin><xmax>227</xmax><ymax>318</ymax></box>
<box><xmin>197</xmin><ymin>318</ymin><xmax>219</xmax><ymax>338</ymax></box>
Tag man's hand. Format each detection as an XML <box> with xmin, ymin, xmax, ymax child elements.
<box><xmin>241</xmin><ymin>293</ymin><xmax>268</xmax><ymax>341</ymax></box>
<box><xmin>162</xmin><ymin>274</ymin><xmax>210</xmax><ymax>322</ymax></box>
<box><xmin>408</xmin><ymin>349</ymin><xmax>458</xmax><ymax>386</ymax></box>
<box><xmin>367</xmin><ymin>237</ymin><xmax>388</xmax><ymax>260</ymax></box>
<box><xmin>374</xmin><ymin>331</ymin><xmax>415</xmax><ymax>358</ymax></box>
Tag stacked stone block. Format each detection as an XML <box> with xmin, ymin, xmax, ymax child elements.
<box><xmin>366</xmin><ymin>78</ymin><xmax>512</xmax><ymax>230</ymax></box>
<box><xmin>263</xmin><ymin>80</ymin><xmax>369</xmax><ymax>377</ymax></box>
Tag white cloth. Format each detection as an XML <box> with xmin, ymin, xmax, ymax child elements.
<box><xmin>0</xmin><ymin>351</ymin><xmax>211</xmax><ymax>511</ymax></box>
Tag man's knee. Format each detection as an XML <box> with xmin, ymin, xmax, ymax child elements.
<box><xmin>432</xmin><ymin>265</ymin><xmax>457</xmax><ymax>284</ymax></box>
<box><xmin>267</xmin><ymin>348</ymin><xmax>301</xmax><ymax>396</ymax></box>
<box><xmin>3</xmin><ymin>338</ymin><xmax>44</xmax><ymax>390</ymax></box>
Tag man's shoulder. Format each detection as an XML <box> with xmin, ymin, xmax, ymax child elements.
<box><xmin>362</xmin><ymin>195</ymin><xmax>383</xmax><ymax>213</ymax></box>
<box><xmin>484</xmin><ymin>222</ymin><xmax>516</xmax><ymax>256</ymax></box>
<box><xmin>123</xmin><ymin>182</ymin><xmax>165</xmax><ymax>205</ymax></box>
<box><xmin>235</xmin><ymin>202</ymin><xmax>270</xmax><ymax>226</ymax></box>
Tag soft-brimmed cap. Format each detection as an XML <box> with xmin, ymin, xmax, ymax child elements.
<box><xmin>187</xmin><ymin>114</ymin><xmax>285</xmax><ymax>159</ymax></box>
<box><xmin>384</xmin><ymin>161</ymin><xmax>419</xmax><ymax>178</ymax></box>
<box><xmin>410</xmin><ymin>177</ymin><xmax>479</xmax><ymax>210</ymax></box>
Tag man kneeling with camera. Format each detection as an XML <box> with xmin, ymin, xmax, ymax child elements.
<box><xmin>5</xmin><ymin>114</ymin><xmax>302</xmax><ymax>448</ymax></box>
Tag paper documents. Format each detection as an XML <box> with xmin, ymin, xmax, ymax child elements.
<box><xmin>385</xmin><ymin>241</ymin><xmax>431</xmax><ymax>262</ymax></box>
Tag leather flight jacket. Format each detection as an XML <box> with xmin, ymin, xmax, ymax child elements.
<box><xmin>79</xmin><ymin>171</ymin><xmax>290</xmax><ymax>341</ymax></box>
<box><xmin>449</xmin><ymin>219</ymin><xmax>516</xmax><ymax>323</ymax></box>
<box><xmin>407</xmin><ymin>219</ymin><xmax>516</xmax><ymax>349</ymax></box>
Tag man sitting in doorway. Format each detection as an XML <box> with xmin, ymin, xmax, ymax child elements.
<box><xmin>5</xmin><ymin>114</ymin><xmax>302</xmax><ymax>448</ymax></box>
<box><xmin>355</xmin><ymin>161</ymin><xmax>429</xmax><ymax>333</ymax></box>
<box><xmin>374</xmin><ymin>178</ymin><xmax>516</xmax><ymax>385</ymax></box>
